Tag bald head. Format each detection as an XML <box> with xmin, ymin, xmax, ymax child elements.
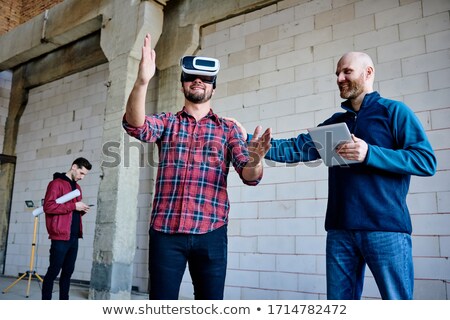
<box><xmin>338</xmin><ymin>52</ymin><xmax>374</xmax><ymax>69</ymax></box>
<box><xmin>335</xmin><ymin>52</ymin><xmax>375</xmax><ymax>110</ymax></box>
<box><xmin>337</xmin><ymin>52</ymin><xmax>375</xmax><ymax>86</ymax></box>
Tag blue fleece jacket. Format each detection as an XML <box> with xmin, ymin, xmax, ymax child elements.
<box><xmin>263</xmin><ymin>91</ymin><xmax>436</xmax><ymax>234</ymax></box>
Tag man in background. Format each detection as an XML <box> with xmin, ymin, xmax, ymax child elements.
<box><xmin>41</xmin><ymin>157</ymin><xmax>92</xmax><ymax>300</ymax></box>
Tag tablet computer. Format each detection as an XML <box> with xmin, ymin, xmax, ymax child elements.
<box><xmin>307</xmin><ymin>122</ymin><xmax>359</xmax><ymax>167</ymax></box>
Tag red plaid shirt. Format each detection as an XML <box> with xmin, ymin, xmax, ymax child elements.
<box><xmin>123</xmin><ymin>108</ymin><xmax>261</xmax><ymax>234</ymax></box>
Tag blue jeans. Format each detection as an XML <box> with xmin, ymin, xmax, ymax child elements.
<box><xmin>42</xmin><ymin>237</ymin><xmax>78</xmax><ymax>300</ymax></box>
<box><xmin>326</xmin><ymin>230</ymin><xmax>413</xmax><ymax>300</ymax></box>
<box><xmin>148</xmin><ymin>225</ymin><xmax>227</xmax><ymax>300</ymax></box>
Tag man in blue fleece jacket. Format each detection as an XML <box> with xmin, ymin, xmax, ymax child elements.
<box><xmin>234</xmin><ymin>52</ymin><xmax>436</xmax><ymax>299</ymax></box>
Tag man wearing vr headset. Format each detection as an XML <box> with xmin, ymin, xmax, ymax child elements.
<box><xmin>123</xmin><ymin>33</ymin><xmax>271</xmax><ymax>300</ymax></box>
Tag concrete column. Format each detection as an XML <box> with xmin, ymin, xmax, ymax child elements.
<box><xmin>0</xmin><ymin>66</ymin><xmax>28</xmax><ymax>273</ymax></box>
<box><xmin>89</xmin><ymin>0</ymin><xmax>164</xmax><ymax>299</ymax></box>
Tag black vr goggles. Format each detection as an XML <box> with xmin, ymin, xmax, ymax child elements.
<box><xmin>180</xmin><ymin>55</ymin><xmax>220</xmax><ymax>89</ymax></box>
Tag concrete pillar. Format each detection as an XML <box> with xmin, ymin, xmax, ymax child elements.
<box><xmin>88</xmin><ymin>0</ymin><xmax>164</xmax><ymax>299</ymax></box>
<box><xmin>0</xmin><ymin>66</ymin><xmax>28</xmax><ymax>273</ymax></box>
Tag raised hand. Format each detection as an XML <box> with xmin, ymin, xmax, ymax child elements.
<box><xmin>137</xmin><ymin>33</ymin><xmax>156</xmax><ymax>85</ymax></box>
<box><xmin>247</xmin><ymin>126</ymin><xmax>272</xmax><ymax>167</ymax></box>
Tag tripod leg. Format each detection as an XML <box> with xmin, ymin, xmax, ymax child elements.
<box><xmin>26</xmin><ymin>271</ymin><xmax>33</xmax><ymax>298</ymax></box>
<box><xmin>26</xmin><ymin>272</ymin><xmax>44</xmax><ymax>298</ymax></box>
<box><xmin>2</xmin><ymin>272</ymin><xmax>27</xmax><ymax>293</ymax></box>
<box><xmin>35</xmin><ymin>272</ymin><xmax>44</xmax><ymax>282</ymax></box>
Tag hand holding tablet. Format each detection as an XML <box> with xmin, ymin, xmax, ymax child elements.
<box><xmin>307</xmin><ymin>123</ymin><xmax>360</xmax><ymax>167</ymax></box>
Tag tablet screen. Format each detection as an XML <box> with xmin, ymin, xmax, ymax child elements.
<box><xmin>307</xmin><ymin>123</ymin><xmax>359</xmax><ymax>167</ymax></box>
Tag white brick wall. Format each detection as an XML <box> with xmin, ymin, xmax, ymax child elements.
<box><xmin>197</xmin><ymin>0</ymin><xmax>450</xmax><ymax>300</ymax></box>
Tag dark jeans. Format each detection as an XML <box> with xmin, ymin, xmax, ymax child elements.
<box><xmin>149</xmin><ymin>225</ymin><xmax>227</xmax><ymax>300</ymax></box>
<box><xmin>42</xmin><ymin>237</ymin><xmax>79</xmax><ymax>300</ymax></box>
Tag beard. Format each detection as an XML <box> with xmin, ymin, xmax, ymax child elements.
<box><xmin>338</xmin><ymin>72</ymin><xmax>365</xmax><ymax>100</ymax></box>
<box><xmin>183</xmin><ymin>86</ymin><xmax>213</xmax><ymax>104</ymax></box>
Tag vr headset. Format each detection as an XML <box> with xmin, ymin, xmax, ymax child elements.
<box><xmin>180</xmin><ymin>55</ymin><xmax>220</xmax><ymax>89</ymax></box>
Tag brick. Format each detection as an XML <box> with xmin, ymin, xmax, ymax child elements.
<box><xmin>431</xmin><ymin>108</ymin><xmax>450</xmax><ymax>129</ymax></box>
<box><xmin>412</xmin><ymin>236</ymin><xmax>440</xmax><ymax>256</ymax></box>
<box><xmin>241</xmin><ymin>184</ymin><xmax>276</xmax><ymax>202</ymax></box>
<box><xmin>405</xmin><ymin>89</ymin><xmax>450</xmax><ymax>112</ymax></box>
<box><xmin>423</xmin><ymin>0</ymin><xmax>450</xmax><ymax>17</ymax></box>
<box><xmin>315</xmin><ymin>4</ymin><xmax>355</xmax><ymax>29</ymax></box>
<box><xmin>245</xmin><ymin>26</ymin><xmax>278</xmax><ymax>48</ymax></box>
<box><xmin>260</xmin><ymin>271</ymin><xmax>298</xmax><ymax>290</ymax></box>
<box><xmin>354</xmin><ymin>25</ymin><xmax>399</xmax><ymax>51</ymax></box>
<box><xmin>296</xmin><ymin>235</ymin><xmax>326</xmax><ymax>255</ymax></box>
<box><xmin>260</xmin><ymin>68</ymin><xmax>295</xmax><ymax>89</ymax></box>
<box><xmin>437</xmin><ymin>192</ymin><xmax>450</xmax><ymax>213</ymax></box>
<box><xmin>240</xmin><ymin>253</ymin><xmax>276</xmax><ymax>270</ymax></box>
<box><xmin>261</xmin><ymin>166</ymin><xmax>297</xmax><ymax>184</ymax></box>
<box><xmin>228</xmin><ymin>76</ymin><xmax>259</xmax><ymax>95</ymax></box>
<box><xmin>226</xmin><ymin>269</ymin><xmax>259</xmax><ymax>287</ymax></box>
<box><xmin>229</xmin><ymin>235</ymin><xmax>258</xmax><ymax>253</ymax></box>
<box><xmin>378</xmin><ymin>37</ymin><xmax>426</xmax><ymax>63</ymax></box>
<box><xmin>260</xmin><ymin>98</ymin><xmax>295</xmax><ymax>119</ymax></box>
<box><xmin>412</xmin><ymin>213</ymin><xmax>450</xmax><ymax>236</ymax></box>
<box><xmin>258</xmin><ymin>200</ymin><xmax>296</xmax><ymax>218</ymax></box>
<box><xmin>296</xmin><ymin>198</ymin><xmax>327</xmax><ymax>218</ymax></box>
<box><xmin>426</xmin><ymin>128</ymin><xmax>450</xmax><ymax>150</ymax></box>
<box><xmin>216</xmin><ymin>37</ymin><xmax>246</xmax><ymax>56</ymax></box>
<box><xmin>313</xmin><ymin>37</ymin><xmax>354</xmax><ymax>60</ymax></box>
<box><xmin>260</xmin><ymin>37</ymin><xmax>295</xmax><ymax>59</ymax></box>
<box><xmin>355</xmin><ymin>0</ymin><xmax>398</xmax><ymax>17</ymax></box>
<box><xmin>440</xmin><ymin>235</ymin><xmax>450</xmax><ymax>257</ymax></box>
<box><xmin>229</xmin><ymin>201</ymin><xmax>258</xmax><ymax>219</ymax></box>
<box><xmin>414</xmin><ymin>280</ymin><xmax>448</xmax><ymax>300</ymax></box>
<box><xmin>379</xmin><ymin>74</ymin><xmax>428</xmax><ymax>97</ymax></box>
<box><xmin>228</xmin><ymin>47</ymin><xmax>259</xmax><ymax>68</ymax></box>
<box><xmin>375</xmin><ymin>1</ymin><xmax>421</xmax><ymax>29</ymax></box>
<box><xmin>277</xmin><ymin>79</ymin><xmax>314</xmax><ymax>100</ymax></box>
<box><xmin>243</xmin><ymin>56</ymin><xmax>277</xmax><ymax>78</ymax></box>
<box><xmin>261</xmin><ymin>7</ymin><xmax>294</xmax><ymax>30</ymax></box>
<box><xmin>279</xmin><ymin>16</ymin><xmax>314</xmax><ymax>40</ymax></box>
<box><xmin>277</xmin><ymin>253</ymin><xmax>316</xmax><ymax>273</ymax></box>
<box><xmin>230</xmin><ymin>19</ymin><xmax>260</xmax><ymax>39</ymax></box>
<box><xmin>296</xmin><ymin>91</ymin><xmax>335</xmax><ymax>113</ymax></box>
<box><xmin>426</xmin><ymin>30</ymin><xmax>450</xmax><ymax>52</ymax></box>
<box><xmin>400</xmin><ymin>12</ymin><xmax>450</xmax><ymax>40</ymax></box>
<box><xmin>277</xmin><ymin>47</ymin><xmax>314</xmax><ymax>70</ymax></box>
<box><xmin>294</xmin><ymin>26</ymin><xmax>332</xmax><ymax>49</ymax></box>
<box><xmin>333</xmin><ymin>15</ymin><xmax>375</xmax><ymax>40</ymax></box>
<box><xmin>276</xmin><ymin>181</ymin><xmax>316</xmax><ymax>200</ymax></box>
<box><xmin>414</xmin><ymin>256</ymin><xmax>450</xmax><ymax>279</ymax></box>
<box><xmin>297</xmin><ymin>273</ymin><xmax>326</xmax><ymax>293</ymax></box>
<box><xmin>276</xmin><ymin>111</ymin><xmax>314</xmax><ymax>133</ymax></box>
<box><xmin>295</xmin><ymin>0</ymin><xmax>332</xmax><ymax>19</ymax></box>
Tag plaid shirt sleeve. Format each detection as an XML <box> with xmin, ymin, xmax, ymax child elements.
<box><xmin>122</xmin><ymin>113</ymin><xmax>169</xmax><ymax>142</ymax></box>
<box><xmin>226</xmin><ymin>121</ymin><xmax>262</xmax><ymax>186</ymax></box>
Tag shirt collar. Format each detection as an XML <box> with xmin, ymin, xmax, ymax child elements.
<box><xmin>341</xmin><ymin>91</ymin><xmax>380</xmax><ymax>112</ymax></box>
<box><xmin>177</xmin><ymin>107</ymin><xmax>221</xmax><ymax>125</ymax></box>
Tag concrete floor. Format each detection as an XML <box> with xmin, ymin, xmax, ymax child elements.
<box><xmin>0</xmin><ymin>274</ymin><xmax>148</xmax><ymax>300</ymax></box>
